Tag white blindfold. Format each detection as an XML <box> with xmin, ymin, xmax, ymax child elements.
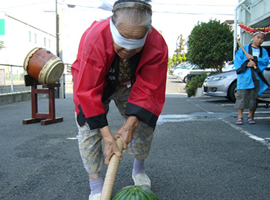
<box><xmin>253</xmin><ymin>31</ymin><xmax>266</xmax><ymax>36</ymax></box>
<box><xmin>110</xmin><ymin>18</ymin><xmax>147</xmax><ymax>50</ymax></box>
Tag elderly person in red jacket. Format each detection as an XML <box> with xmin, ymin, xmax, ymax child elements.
<box><xmin>71</xmin><ymin>0</ymin><xmax>168</xmax><ymax>199</ymax></box>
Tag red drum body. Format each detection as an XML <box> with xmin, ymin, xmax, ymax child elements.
<box><xmin>23</xmin><ymin>47</ymin><xmax>64</xmax><ymax>84</ymax></box>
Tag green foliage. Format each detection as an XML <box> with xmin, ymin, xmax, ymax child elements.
<box><xmin>186</xmin><ymin>19</ymin><xmax>233</xmax><ymax>72</ymax></box>
<box><xmin>175</xmin><ymin>34</ymin><xmax>186</xmax><ymax>54</ymax></box>
<box><xmin>182</xmin><ymin>54</ymin><xmax>186</xmax><ymax>62</ymax></box>
<box><xmin>173</xmin><ymin>34</ymin><xmax>187</xmax><ymax>67</ymax></box>
<box><xmin>186</xmin><ymin>73</ymin><xmax>207</xmax><ymax>97</ymax></box>
<box><xmin>167</xmin><ymin>57</ymin><xmax>174</xmax><ymax>70</ymax></box>
<box><xmin>173</xmin><ymin>54</ymin><xmax>177</xmax><ymax>62</ymax></box>
<box><xmin>178</xmin><ymin>56</ymin><xmax>182</xmax><ymax>63</ymax></box>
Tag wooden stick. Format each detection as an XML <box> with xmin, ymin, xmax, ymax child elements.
<box><xmin>100</xmin><ymin>138</ymin><xmax>123</xmax><ymax>200</ymax></box>
<box><xmin>235</xmin><ymin>38</ymin><xmax>257</xmax><ymax>69</ymax></box>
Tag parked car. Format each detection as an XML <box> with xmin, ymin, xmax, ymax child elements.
<box><xmin>176</xmin><ymin>64</ymin><xmax>214</xmax><ymax>83</ymax></box>
<box><xmin>203</xmin><ymin>63</ymin><xmax>270</xmax><ymax>103</ymax></box>
<box><xmin>172</xmin><ymin>62</ymin><xmax>193</xmax><ymax>77</ymax></box>
<box><xmin>169</xmin><ymin>62</ymin><xmax>189</xmax><ymax>75</ymax></box>
<box><xmin>169</xmin><ymin>67</ymin><xmax>175</xmax><ymax>75</ymax></box>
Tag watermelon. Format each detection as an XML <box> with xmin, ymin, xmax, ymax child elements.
<box><xmin>113</xmin><ymin>185</ymin><xmax>159</xmax><ymax>200</ymax></box>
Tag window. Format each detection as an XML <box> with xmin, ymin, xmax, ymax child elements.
<box><xmin>44</xmin><ymin>37</ymin><xmax>46</xmax><ymax>46</ymax></box>
<box><xmin>29</xmin><ymin>31</ymin><xmax>31</xmax><ymax>42</ymax></box>
<box><xmin>35</xmin><ymin>33</ymin><xmax>37</xmax><ymax>44</ymax></box>
<box><xmin>48</xmin><ymin>39</ymin><xmax>50</xmax><ymax>48</ymax></box>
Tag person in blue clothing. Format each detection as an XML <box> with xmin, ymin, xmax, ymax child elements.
<box><xmin>234</xmin><ymin>29</ymin><xmax>269</xmax><ymax>125</ymax></box>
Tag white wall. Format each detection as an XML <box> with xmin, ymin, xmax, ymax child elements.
<box><xmin>250</xmin><ymin>0</ymin><xmax>270</xmax><ymax>21</ymax></box>
<box><xmin>0</xmin><ymin>13</ymin><xmax>56</xmax><ymax>66</ymax></box>
<box><xmin>238</xmin><ymin>0</ymin><xmax>270</xmax><ymax>46</ymax></box>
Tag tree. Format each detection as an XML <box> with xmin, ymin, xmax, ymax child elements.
<box><xmin>172</xmin><ymin>54</ymin><xmax>177</xmax><ymax>62</ymax></box>
<box><xmin>182</xmin><ymin>53</ymin><xmax>187</xmax><ymax>62</ymax></box>
<box><xmin>186</xmin><ymin>19</ymin><xmax>233</xmax><ymax>72</ymax></box>
<box><xmin>178</xmin><ymin>56</ymin><xmax>182</xmax><ymax>63</ymax></box>
<box><xmin>173</xmin><ymin>34</ymin><xmax>186</xmax><ymax>66</ymax></box>
<box><xmin>186</xmin><ymin>73</ymin><xmax>207</xmax><ymax>97</ymax></box>
<box><xmin>175</xmin><ymin>34</ymin><xmax>186</xmax><ymax>55</ymax></box>
<box><xmin>167</xmin><ymin>57</ymin><xmax>174</xmax><ymax>70</ymax></box>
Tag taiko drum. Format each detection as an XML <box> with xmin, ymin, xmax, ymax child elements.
<box><xmin>23</xmin><ymin>47</ymin><xmax>64</xmax><ymax>84</ymax></box>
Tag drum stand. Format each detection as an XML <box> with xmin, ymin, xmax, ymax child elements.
<box><xmin>22</xmin><ymin>75</ymin><xmax>63</xmax><ymax>125</ymax></box>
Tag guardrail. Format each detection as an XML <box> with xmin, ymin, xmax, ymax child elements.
<box><xmin>0</xmin><ymin>63</ymin><xmax>73</xmax><ymax>105</ymax></box>
<box><xmin>0</xmin><ymin>64</ymin><xmax>30</xmax><ymax>93</ymax></box>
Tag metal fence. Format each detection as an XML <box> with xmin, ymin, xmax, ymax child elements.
<box><xmin>0</xmin><ymin>64</ymin><xmax>73</xmax><ymax>95</ymax></box>
<box><xmin>0</xmin><ymin>64</ymin><xmax>29</xmax><ymax>93</ymax></box>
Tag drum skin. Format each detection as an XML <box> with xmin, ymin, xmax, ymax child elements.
<box><xmin>23</xmin><ymin>47</ymin><xmax>64</xmax><ymax>84</ymax></box>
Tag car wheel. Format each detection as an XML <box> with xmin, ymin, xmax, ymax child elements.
<box><xmin>184</xmin><ymin>76</ymin><xmax>190</xmax><ymax>83</ymax></box>
<box><xmin>228</xmin><ymin>81</ymin><xmax>236</xmax><ymax>103</ymax></box>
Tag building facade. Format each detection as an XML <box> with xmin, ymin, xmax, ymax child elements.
<box><xmin>237</xmin><ymin>0</ymin><xmax>270</xmax><ymax>53</ymax></box>
<box><xmin>0</xmin><ymin>12</ymin><xmax>56</xmax><ymax>66</ymax></box>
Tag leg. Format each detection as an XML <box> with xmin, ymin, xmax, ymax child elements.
<box><xmin>235</xmin><ymin>89</ymin><xmax>246</xmax><ymax>125</ymax></box>
<box><xmin>236</xmin><ymin>109</ymin><xmax>243</xmax><ymax>125</ymax></box>
<box><xmin>133</xmin><ymin>159</ymin><xmax>145</xmax><ymax>175</ymax></box>
<box><xmin>247</xmin><ymin>109</ymin><xmax>256</xmax><ymax>124</ymax></box>
<box><xmin>76</xmin><ymin>122</ymin><xmax>104</xmax><ymax>198</ymax></box>
<box><xmin>88</xmin><ymin>177</ymin><xmax>103</xmax><ymax>200</ymax></box>
<box><xmin>237</xmin><ymin>109</ymin><xmax>243</xmax><ymax>119</ymax></box>
<box><xmin>247</xmin><ymin>83</ymin><xmax>259</xmax><ymax>124</ymax></box>
<box><xmin>111</xmin><ymin>86</ymin><xmax>153</xmax><ymax>188</ymax></box>
<box><xmin>123</xmin><ymin>119</ymin><xmax>153</xmax><ymax>189</ymax></box>
<box><xmin>125</xmin><ymin>121</ymin><xmax>154</xmax><ymax>160</ymax></box>
<box><xmin>110</xmin><ymin>86</ymin><xmax>154</xmax><ymax>160</ymax></box>
<box><xmin>128</xmin><ymin>121</ymin><xmax>153</xmax><ymax>189</ymax></box>
<box><xmin>76</xmin><ymin>99</ymin><xmax>110</xmax><ymax>199</ymax></box>
<box><xmin>76</xmin><ymin>99</ymin><xmax>110</xmax><ymax>173</ymax></box>
<box><xmin>77</xmin><ymin>122</ymin><xmax>104</xmax><ymax>175</ymax></box>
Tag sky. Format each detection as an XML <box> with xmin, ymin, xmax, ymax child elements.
<box><xmin>1</xmin><ymin>0</ymin><xmax>238</xmax><ymax>63</ymax></box>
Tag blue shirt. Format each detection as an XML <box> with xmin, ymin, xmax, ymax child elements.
<box><xmin>234</xmin><ymin>44</ymin><xmax>269</xmax><ymax>95</ymax></box>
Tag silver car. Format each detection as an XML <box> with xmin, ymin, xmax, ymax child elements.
<box><xmin>177</xmin><ymin>64</ymin><xmax>214</xmax><ymax>83</ymax></box>
<box><xmin>172</xmin><ymin>62</ymin><xmax>193</xmax><ymax>78</ymax></box>
<box><xmin>203</xmin><ymin>64</ymin><xmax>270</xmax><ymax>103</ymax></box>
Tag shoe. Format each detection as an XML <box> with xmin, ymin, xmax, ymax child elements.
<box><xmin>132</xmin><ymin>173</ymin><xmax>151</xmax><ymax>189</ymax></box>
<box><xmin>247</xmin><ymin>117</ymin><xmax>256</xmax><ymax>124</ymax></box>
<box><xmin>89</xmin><ymin>193</ymin><xmax>101</xmax><ymax>200</ymax></box>
<box><xmin>236</xmin><ymin>117</ymin><xmax>243</xmax><ymax>125</ymax></box>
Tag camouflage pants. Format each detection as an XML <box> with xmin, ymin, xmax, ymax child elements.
<box><xmin>76</xmin><ymin>85</ymin><xmax>153</xmax><ymax>174</ymax></box>
<box><xmin>235</xmin><ymin>80</ymin><xmax>259</xmax><ymax>110</ymax></box>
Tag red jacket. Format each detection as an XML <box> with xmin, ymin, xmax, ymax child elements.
<box><xmin>71</xmin><ymin>18</ymin><xmax>168</xmax><ymax>130</ymax></box>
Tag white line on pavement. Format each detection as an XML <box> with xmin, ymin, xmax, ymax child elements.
<box><xmin>222</xmin><ymin>119</ymin><xmax>270</xmax><ymax>150</ymax></box>
<box><xmin>67</xmin><ymin>137</ymin><xmax>78</xmax><ymax>140</ymax></box>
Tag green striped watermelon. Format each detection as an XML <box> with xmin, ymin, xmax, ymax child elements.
<box><xmin>113</xmin><ymin>185</ymin><xmax>159</xmax><ymax>200</ymax></box>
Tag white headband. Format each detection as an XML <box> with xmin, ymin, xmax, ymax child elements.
<box><xmin>110</xmin><ymin>18</ymin><xmax>147</xmax><ymax>50</ymax></box>
<box><xmin>253</xmin><ymin>31</ymin><xmax>266</xmax><ymax>36</ymax></box>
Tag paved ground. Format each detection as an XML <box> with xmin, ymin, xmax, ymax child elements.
<box><xmin>1</xmin><ymin>77</ymin><xmax>270</xmax><ymax>200</ymax></box>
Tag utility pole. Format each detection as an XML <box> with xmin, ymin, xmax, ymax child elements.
<box><xmin>56</xmin><ymin>0</ymin><xmax>62</xmax><ymax>59</ymax></box>
<box><xmin>55</xmin><ymin>0</ymin><xmax>64</xmax><ymax>98</ymax></box>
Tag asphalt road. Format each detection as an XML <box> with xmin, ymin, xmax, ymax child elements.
<box><xmin>1</xmin><ymin>76</ymin><xmax>270</xmax><ymax>200</ymax></box>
